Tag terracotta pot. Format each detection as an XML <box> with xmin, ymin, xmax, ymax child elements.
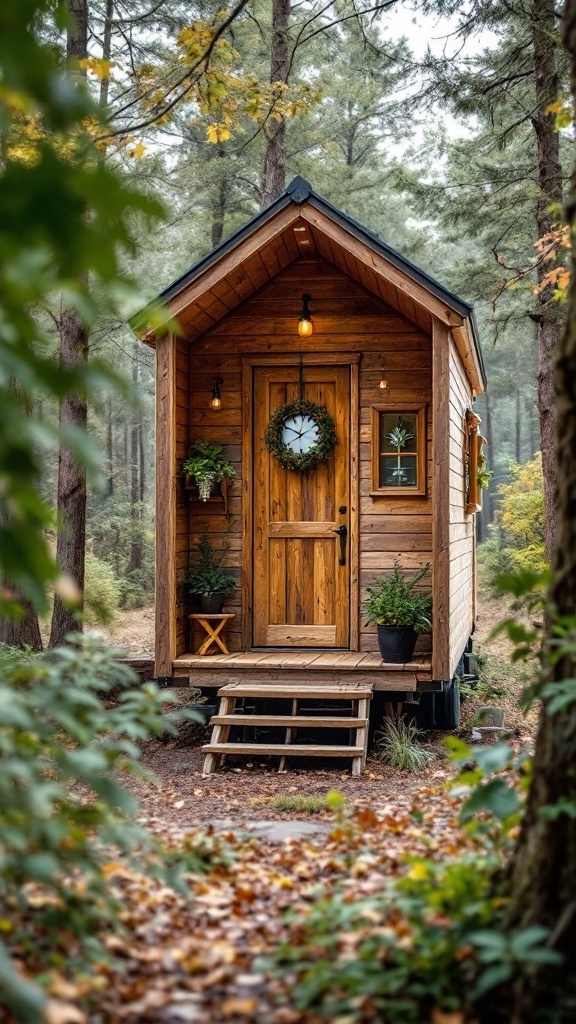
<box><xmin>377</xmin><ymin>625</ymin><xmax>418</xmax><ymax>664</ymax></box>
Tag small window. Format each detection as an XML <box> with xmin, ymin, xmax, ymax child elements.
<box><xmin>371</xmin><ymin>404</ymin><xmax>426</xmax><ymax>496</ymax></box>
<box><xmin>464</xmin><ymin>408</ymin><xmax>486</xmax><ymax>513</ymax></box>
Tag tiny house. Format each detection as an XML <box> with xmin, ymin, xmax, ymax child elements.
<box><xmin>137</xmin><ymin>177</ymin><xmax>486</xmax><ymax>766</ymax></box>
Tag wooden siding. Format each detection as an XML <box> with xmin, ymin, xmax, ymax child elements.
<box><xmin>177</xmin><ymin>257</ymin><xmax>433</xmax><ymax>657</ymax></box>
<box><xmin>448</xmin><ymin>337</ymin><xmax>475</xmax><ymax>676</ymax></box>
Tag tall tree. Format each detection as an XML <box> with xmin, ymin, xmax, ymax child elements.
<box><xmin>261</xmin><ymin>0</ymin><xmax>290</xmax><ymax>205</ymax></box>
<box><xmin>49</xmin><ymin>0</ymin><xmax>90</xmax><ymax>646</ymax></box>
<box><xmin>420</xmin><ymin>0</ymin><xmax>567</xmax><ymax>560</ymax></box>
<box><xmin>503</xmin><ymin>3</ymin><xmax>576</xmax><ymax>1014</ymax></box>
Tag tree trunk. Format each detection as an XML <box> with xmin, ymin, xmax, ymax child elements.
<box><xmin>49</xmin><ymin>0</ymin><xmax>89</xmax><ymax>646</ymax></box>
<box><xmin>260</xmin><ymin>0</ymin><xmax>290</xmax><ymax>207</ymax></box>
<box><xmin>531</xmin><ymin>0</ymin><xmax>563</xmax><ymax>561</ymax></box>
<box><xmin>106</xmin><ymin>394</ymin><xmax>114</xmax><ymax>496</ymax></box>
<box><xmin>0</xmin><ymin>593</ymin><xmax>43</xmax><ymax>651</ymax></box>
<box><xmin>211</xmin><ymin>169</ymin><xmax>227</xmax><ymax>247</ymax></box>
<box><xmin>49</xmin><ymin>306</ymin><xmax>88</xmax><ymax>645</ymax></box>
<box><xmin>99</xmin><ymin>0</ymin><xmax>114</xmax><ymax>110</ymax></box>
<box><xmin>504</xmin><ymin>6</ymin><xmax>576</xmax><ymax>1017</ymax></box>
<box><xmin>128</xmin><ymin>359</ymin><xmax>142</xmax><ymax>573</ymax></box>
<box><xmin>515</xmin><ymin>389</ymin><xmax>521</xmax><ymax>462</ymax></box>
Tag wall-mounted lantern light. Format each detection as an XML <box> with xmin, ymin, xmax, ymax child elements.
<box><xmin>209</xmin><ymin>376</ymin><xmax>223</xmax><ymax>409</ymax></box>
<box><xmin>379</xmin><ymin>379</ymin><xmax>388</xmax><ymax>391</ymax></box>
<box><xmin>298</xmin><ymin>293</ymin><xmax>313</xmax><ymax>337</ymax></box>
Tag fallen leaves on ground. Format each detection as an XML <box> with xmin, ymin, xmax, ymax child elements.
<box><xmin>4</xmin><ymin>784</ymin><xmax>482</xmax><ymax>1024</ymax></box>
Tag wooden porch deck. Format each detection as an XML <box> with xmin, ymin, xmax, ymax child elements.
<box><xmin>173</xmin><ymin>649</ymin><xmax>433</xmax><ymax>691</ymax></box>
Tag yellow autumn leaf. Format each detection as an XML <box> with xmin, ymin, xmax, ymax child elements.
<box><xmin>206</xmin><ymin>122</ymin><xmax>231</xmax><ymax>143</ymax></box>
<box><xmin>545</xmin><ymin>100</ymin><xmax>564</xmax><ymax>115</ymax></box>
<box><xmin>407</xmin><ymin>861</ymin><xmax>429</xmax><ymax>881</ymax></box>
<box><xmin>129</xmin><ymin>142</ymin><xmax>146</xmax><ymax>159</ymax></box>
<box><xmin>79</xmin><ymin>57</ymin><xmax>115</xmax><ymax>80</ymax></box>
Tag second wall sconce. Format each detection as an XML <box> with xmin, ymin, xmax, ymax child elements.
<box><xmin>209</xmin><ymin>376</ymin><xmax>223</xmax><ymax>409</ymax></box>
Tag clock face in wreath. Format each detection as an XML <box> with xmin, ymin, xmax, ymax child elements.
<box><xmin>281</xmin><ymin>413</ymin><xmax>321</xmax><ymax>454</ymax></box>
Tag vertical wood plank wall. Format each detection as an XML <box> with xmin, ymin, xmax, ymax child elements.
<box><xmin>155</xmin><ymin>332</ymin><xmax>179</xmax><ymax>676</ymax></box>
<box><xmin>448</xmin><ymin>338</ymin><xmax>476</xmax><ymax>676</ymax></box>
<box><xmin>174</xmin><ymin>257</ymin><xmax>433</xmax><ymax>657</ymax></box>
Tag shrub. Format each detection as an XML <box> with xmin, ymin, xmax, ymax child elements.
<box><xmin>84</xmin><ymin>554</ymin><xmax>122</xmax><ymax>625</ymax></box>
<box><xmin>479</xmin><ymin>455</ymin><xmax>547</xmax><ymax>594</ymax></box>
<box><xmin>0</xmin><ymin>638</ymin><xmax>201</xmax><ymax>1018</ymax></box>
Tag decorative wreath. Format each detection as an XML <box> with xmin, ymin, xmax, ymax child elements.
<box><xmin>264</xmin><ymin>398</ymin><xmax>338</xmax><ymax>473</ymax></box>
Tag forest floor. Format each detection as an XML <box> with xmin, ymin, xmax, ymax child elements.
<box><xmin>35</xmin><ymin>594</ymin><xmax>539</xmax><ymax>1023</ymax></box>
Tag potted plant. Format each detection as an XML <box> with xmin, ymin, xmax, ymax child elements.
<box><xmin>388</xmin><ymin>422</ymin><xmax>415</xmax><ymax>485</ymax></box>
<box><xmin>182</xmin><ymin>441</ymin><xmax>235</xmax><ymax>502</ymax></box>
<box><xmin>364</xmin><ymin>559</ymin><xmax>431</xmax><ymax>664</ymax></box>
<box><xmin>185</xmin><ymin>536</ymin><xmax>236</xmax><ymax>613</ymax></box>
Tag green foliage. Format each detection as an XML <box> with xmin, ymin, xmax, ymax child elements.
<box><xmin>88</xmin><ymin>491</ymin><xmax>155</xmax><ymax>609</ymax></box>
<box><xmin>0</xmin><ymin>637</ymin><xmax>205</xmax><ymax>1017</ymax></box>
<box><xmin>374</xmin><ymin>717</ymin><xmax>435</xmax><ymax>772</ymax></box>
<box><xmin>363</xmin><ymin>559</ymin><xmax>432</xmax><ymax>630</ymax></box>
<box><xmin>182</xmin><ymin>441</ymin><xmax>235</xmax><ymax>499</ymax></box>
<box><xmin>84</xmin><ymin>553</ymin><xmax>122</xmax><ymax>625</ymax></box>
<box><xmin>185</xmin><ymin>535</ymin><xmax>236</xmax><ymax>598</ymax></box>
<box><xmin>267</xmin><ymin>852</ymin><xmax>508</xmax><ymax>1022</ymax></box>
<box><xmin>446</xmin><ymin>736</ymin><xmax>526</xmax><ymax>835</ymax></box>
<box><xmin>479</xmin><ymin>456</ymin><xmax>547</xmax><ymax>594</ymax></box>
<box><xmin>0</xmin><ymin>0</ymin><xmax>163</xmax><ymax>614</ymax></box>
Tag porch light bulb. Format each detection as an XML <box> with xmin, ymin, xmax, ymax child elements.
<box><xmin>209</xmin><ymin>377</ymin><xmax>223</xmax><ymax>410</ymax></box>
<box><xmin>298</xmin><ymin>293</ymin><xmax>313</xmax><ymax>337</ymax></box>
<box><xmin>379</xmin><ymin>379</ymin><xmax>388</xmax><ymax>390</ymax></box>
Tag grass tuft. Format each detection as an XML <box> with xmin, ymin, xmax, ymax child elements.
<box><xmin>374</xmin><ymin>717</ymin><xmax>435</xmax><ymax>772</ymax></box>
<box><xmin>271</xmin><ymin>795</ymin><xmax>328</xmax><ymax>815</ymax></box>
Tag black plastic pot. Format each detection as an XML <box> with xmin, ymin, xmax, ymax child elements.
<box><xmin>200</xmin><ymin>593</ymin><xmax>227</xmax><ymax>614</ymax></box>
<box><xmin>377</xmin><ymin>624</ymin><xmax>418</xmax><ymax>664</ymax></box>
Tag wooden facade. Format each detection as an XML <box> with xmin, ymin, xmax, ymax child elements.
<box><xmin>140</xmin><ymin>177</ymin><xmax>486</xmax><ymax>698</ymax></box>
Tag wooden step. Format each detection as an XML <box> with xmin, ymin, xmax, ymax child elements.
<box><xmin>203</xmin><ymin>685</ymin><xmax>372</xmax><ymax>777</ymax></box>
<box><xmin>216</xmin><ymin>683</ymin><xmax>373</xmax><ymax>699</ymax></box>
<box><xmin>202</xmin><ymin>743</ymin><xmax>364</xmax><ymax>758</ymax></box>
<box><xmin>210</xmin><ymin>714</ymin><xmax>368</xmax><ymax>728</ymax></box>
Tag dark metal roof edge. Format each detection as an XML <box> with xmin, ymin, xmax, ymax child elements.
<box><xmin>469</xmin><ymin>307</ymin><xmax>487</xmax><ymax>389</ymax></box>
<box><xmin>305</xmin><ymin>192</ymin><xmax>473</xmax><ymax>318</ymax></box>
<box><xmin>159</xmin><ymin>193</ymin><xmax>295</xmax><ymax>303</ymax></box>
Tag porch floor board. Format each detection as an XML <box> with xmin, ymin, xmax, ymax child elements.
<box><xmin>173</xmin><ymin>650</ymin><xmax>433</xmax><ymax>691</ymax></box>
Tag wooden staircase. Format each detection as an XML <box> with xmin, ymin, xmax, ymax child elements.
<box><xmin>202</xmin><ymin>682</ymin><xmax>373</xmax><ymax>776</ymax></box>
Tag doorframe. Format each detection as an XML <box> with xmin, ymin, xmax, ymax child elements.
<box><xmin>241</xmin><ymin>352</ymin><xmax>360</xmax><ymax>651</ymax></box>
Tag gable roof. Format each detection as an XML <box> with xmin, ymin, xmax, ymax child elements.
<box><xmin>135</xmin><ymin>175</ymin><xmax>486</xmax><ymax>392</ymax></box>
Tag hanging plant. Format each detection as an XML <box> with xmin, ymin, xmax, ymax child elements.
<box><xmin>264</xmin><ymin>398</ymin><xmax>337</xmax><ymax>473</ymax></box>
<box><xmin>181</xmin><ymin>441</ymin><xmax>235</xmax><ymax>501</ymax></box>
<box><xmin>476</xmin><ymin>454</ymin><xmax>493</xmax><ymax>490</ymax></box>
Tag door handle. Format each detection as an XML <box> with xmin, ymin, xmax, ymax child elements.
<box><xmin>332</xmin><ymin>524</ymin><xmax>348</xmax><ymax>566</ymax></box>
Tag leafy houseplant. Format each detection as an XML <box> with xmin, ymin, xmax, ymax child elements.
<box><xmin>364</xmin><ymin>559</ymin><xmax>432</xmax><ymax>663</ymax></box>
<box><xmin>185</xmin><ymin>536</ymin><xmax>236</xmax><ymax>613</ymax></box>
<box><xmin>476</xmin><ymin>453</ymin><xmax>493</xmax><ymax>491</ymax></box>
<box><xmin>182</xmin><ymin>441</ymin><xmax>235</xmax><ymax>501</ymax></box>
<box><xmin>388</xmin><ymin>422</ymin><xmax>415</xmax><ymax>485</ymax></box>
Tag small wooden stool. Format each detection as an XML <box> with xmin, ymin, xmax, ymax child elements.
<box><xmin>189</xmin><ymin>613</ymin><xmax>235</xmax><ymax>656</ymax></box>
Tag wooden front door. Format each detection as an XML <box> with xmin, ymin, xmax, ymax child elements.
<box><xmin>253</xmin><ymin>363</ymin><xmax>350</xmax><ymax>647</ymax></box>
